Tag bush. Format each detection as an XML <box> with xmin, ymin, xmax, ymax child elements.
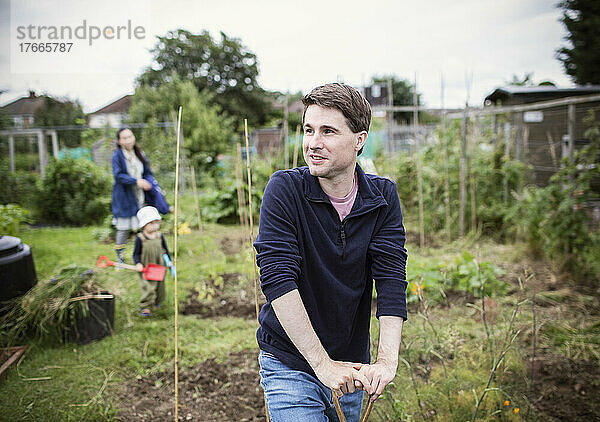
<box><xmin>0</xmin><ymin>204</ymin><xmax>31</xmax><ymax>236</ymax></box>
<box><xmin>0</xmin><ymin>163</ymin><xmax>42</xmax><ymax>213</ymax></box>
<box><xmin>37</xmin><ymin>158</ymin><xmax>112</xmax><ymax>226</ymax></box>
<box><xmin>522</xmin><ymin>113</ymin><xmax>600</xmax><ymax>279</ymax></box>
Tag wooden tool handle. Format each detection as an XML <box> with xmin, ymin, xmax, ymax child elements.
<box><xmin>360</xmin><ymin>399</ymin><xmax>374</xmax><ymax>422</ymax></box>
<box><xmin>112</xmin><ymin>262</ymin><xmax>138</xmax><ymax>271</ymax></box>
<box><xmin>331</xmin><ymin>390</ymin><xmax>347</xmax><ymax>422</ymax></box>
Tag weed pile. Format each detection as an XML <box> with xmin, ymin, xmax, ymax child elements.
<box><xmin>0</xmin><ymin>265</ymin><xmax>109</xmax><ymax>346</ymax></box>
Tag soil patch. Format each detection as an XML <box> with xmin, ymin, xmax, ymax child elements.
<box><xmin>220</xmin><ymin>236</ymin><xmax>245</xmax><ymax>256</ymax></box>
<box><xmin>180</xmin><ymin>273</ymin><xmax>264</xmax><ymax>319</ymax></box>
<box><xmin>115</xmin><ymin>349</ymin><xmax>265</xmax><ymax>421</ymax></box>
<box><xmin>530</xmin><ymin>353</ymin><xmax>600</xmax><ymax>421</ymax></box>
<box><xmin>180</xmin><ymin>290</ymin><xmax>259</xmax><ymax>319</ymax></box>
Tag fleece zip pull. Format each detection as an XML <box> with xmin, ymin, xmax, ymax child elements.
<box><xmin>340</xmin><ymin>221</ymin><xmax>347</xmax><ymax>260</ymax></box>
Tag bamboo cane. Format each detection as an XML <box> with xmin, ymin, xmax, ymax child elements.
<box><xmin>236</xmin><ymin>143</ymin><xmax>249</xmax><ymax>243</ymax></box>
<box><xmin>293</xmin><ymin>124</ymin><xmax>301</xmax><ymax>169</ymax></box>
<box><xmin>190</xmin><ymin>165</ymin><xmax>202</xmax><ymax>231</ymax></box>
<box><xmin>173</xmin><ymin>106</ymin><xmax>182</xmax><ymax>422</ymax></box>
<box><xmin>244</xmin><ymin>121</ymin><xmax>260</xmax><ymax>322</ymax></box>
<box><xmin>244</xmin><ymin>119</ymin><xmax>270</xmax><ymax>422</ymax></box>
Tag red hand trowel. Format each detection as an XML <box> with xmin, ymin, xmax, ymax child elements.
<box><xmin>96</xmin><ymin>256</ymin><xmax>167</xmax><ymax>281</ymax></box>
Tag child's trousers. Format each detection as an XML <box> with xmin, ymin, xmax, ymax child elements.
<box><xmin>138</xmin><ymin>274</ymin><xmax>165</xmax><ymax>308</ymax></box>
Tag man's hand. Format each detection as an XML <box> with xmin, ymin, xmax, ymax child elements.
<box><xmin>135</xmin><ymin>263</ymin><xmax>144</xmax><ymax>272</ymax></box>
<box><xmin>358</xmin><ymin>358</ymin><xmax>398</xmax><ymax>402</ymax></box>
<box><xmin>360</xmin><ymin>315</ymin><xmax>403</xmax><ymax>402</ymax></box>
<box><xmin>313</xmin><ymin>358</ymin><xmax>373</xmax><ymax>398</ymax></box>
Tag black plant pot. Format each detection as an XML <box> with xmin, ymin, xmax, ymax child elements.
<box><xmin>64</xmin><ymin>291</ymin><xmax>115</xmax><ymax>344</ymax></box>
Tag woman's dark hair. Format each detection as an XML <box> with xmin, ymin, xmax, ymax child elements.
<box><xmin>116</xmin><ymin>127</ymin><xmax>146</xmax><ymax>164</ymax></box>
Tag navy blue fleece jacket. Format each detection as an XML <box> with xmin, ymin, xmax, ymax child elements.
<box><xmin>254</xmin><ymin>164</ymin><xmax>408</xmax><ymax>375</ymax></box>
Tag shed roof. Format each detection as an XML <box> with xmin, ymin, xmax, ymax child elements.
<box><xmin>485</xmin><ymin>85</ymin><xmax>600</xmax><ymax>105</ymax></box>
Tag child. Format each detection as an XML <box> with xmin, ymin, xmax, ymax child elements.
<box><xmin>134</xmin><ymin>206</ymin><xmax>171</xmax><ymax>316</ymax></box>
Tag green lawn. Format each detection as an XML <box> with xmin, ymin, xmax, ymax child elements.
<box><xmin>1</xmin><ymin>224</ymin><xmax>598</xmax><ymax>421</ymax></box>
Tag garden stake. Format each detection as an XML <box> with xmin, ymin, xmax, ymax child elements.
<box><xmin>173</xmin><ymin>106</ymin><xmax>182</xmax><ymax>422</ymax></box>
<box><xmin>190</xmin><ymin>165</ymin><xmax>203</xmax><ymax>231</ymax></box>
<box><xmin>244</xmin><ymin>119</ymin><xmax>260</xmax><ymax>325</ymax></box>
<box><xmin>244</xmin><ymin>119</ymin><xmax>270</xmax><ymax>422</ymax></box>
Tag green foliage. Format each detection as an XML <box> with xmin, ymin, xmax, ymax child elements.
<box><xmin>378</xmin><ymin>118</ymin><xmax>525</xmax><ymax>241</ymax></box>
<box><xmin>37</xmin><ymin>157</ymin><xmax>112</xmax><ymax>226</ymax></box>
<box><xmin>137</xmin><ymin>28</ymin><xmax>270</xmax><ymax>125</ymax></box>
<box><xmin>556</xmin><ymin>0</ymin><xmax>600</xmax><ymax>84</ymax></box>
<box><xmin>522</xmin><ymin>112</ymin><xmax>600</xmax><ymax>278</ymax></box>
<box><xmin>129</xmin><ymin>76</ymin><xmax>235</xmax><ymax>175</ymax></box>
<box><xmin>406</xmin><ymin>252</ymin><xmax>506</xmax><ymax>302</ymax></box>
<box><xmin>443</xmin><ymin>251</ymin><xmax>507</xmax><ymax>297</ymax></box>
<box><xmin>0</xmin><ymin>165</ymin><xmax>41</xmax><ymax>213</ymax></box>
<box><xmin>0</xmin><ymin>204</ymin><xmax>31</xmax><ymax>236</ymax></box>
<box><xmin>0</xmin><ymin>265</ymin><xmax>109</xmax><ymax>346</ymax></box>
<box><xmin>33</xmin><ymin>96</ymin><xmax>86</xmax><ymax>147</ymax></box>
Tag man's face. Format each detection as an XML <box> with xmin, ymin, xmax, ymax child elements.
<box><xmin>303</xmin><ymin>105</ymin><xmax>367</xmax><ymax>180</ymax></box>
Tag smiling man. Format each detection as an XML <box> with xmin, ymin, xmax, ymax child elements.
<box><xmin>254</xmin><ymin>83</ymin><xmax>408</xmax><ymax>422</ymax></box>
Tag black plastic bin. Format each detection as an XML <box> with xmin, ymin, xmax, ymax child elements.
<box><xmin>64</xmin><ymin>291</ymin><xmax>115</xmax><ymax>344</ymax></box>
<box><xmin>0</xmin><ymin>236</ymin><xmax>37</xmax><ymax>315</ymax></box>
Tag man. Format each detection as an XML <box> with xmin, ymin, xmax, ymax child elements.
<box><xmin>254</xmin><ymin>83</ymin><xmax>407</xmax><ymax>422</ymax></box>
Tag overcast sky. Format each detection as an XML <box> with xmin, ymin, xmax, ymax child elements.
<box><xmin>0</xmin><ymin>0</ymin><xmax>572</xmax><ymax>113</ymax></box>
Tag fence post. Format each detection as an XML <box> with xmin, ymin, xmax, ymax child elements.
<box><xmin>8</xmin><ymin>135</ymin><xmax>15</xmax><ymax>172</ymax></box>
<box><xmin>37</xmin><ymin>130</ymin><xmax>47</xmax><ymax>178</ymax></box>
<box><xmin>459</xmin><ymin>106</ymin><xmax>467</xmax><ymax>237</ymax></box>
<box><xmin>515</xmin><ymin>112</ymin><xmax>523</xmax><ymax>162</ymax></box>
<box><xmin>503</xmin><ymin>121</ymin><xmax>511</xmax><ymax>203</ymax></box>
<box><xmin>568</xmin><ymin>104</ymin><xmax>575</xmax><ymax>162</ymax></box>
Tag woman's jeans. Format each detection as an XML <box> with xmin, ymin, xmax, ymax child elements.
<box><xmin>259</xmin><ymin>351</ymin><xmax>364</xmax><ymax>422</ymax></box>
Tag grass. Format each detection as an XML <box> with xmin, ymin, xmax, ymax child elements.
<box><xmin>1</xmin><ymin>219</ymin><xmax>598</xmax><ymax>421</ymax></box>
<box><xmin>1</xmin><ymin>221</ymin><xmax>256</xmax><ymax>421</ymax></box>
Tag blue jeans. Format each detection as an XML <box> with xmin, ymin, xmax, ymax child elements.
<box><xmin>259</xmin><ymin>351</ymin><xmax>365</xmax><ymax>422</ymax></box>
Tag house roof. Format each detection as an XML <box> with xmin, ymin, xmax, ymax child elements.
<box><xmin>1</xmin><ymin>93</ymin><xmax>46</xmax><ymax>116</ymax></box>
<box><xmin>485</xmin><ymin>85</ymin><xmax>600</xmax><ymax>104</ymax></box>
<box><xmin>90</xmin><ymin>94</ymin><xmax>132</xmax><ymax>115</ymax></box>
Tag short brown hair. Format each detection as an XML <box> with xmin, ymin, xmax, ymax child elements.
<box><xmin>302</xmin><ymin>83</ymin><xmax>371</xmax><ymax>155</ymax></box>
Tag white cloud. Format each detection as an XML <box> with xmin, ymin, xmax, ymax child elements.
<box><xmin>0</xmin><ymin>0</ymin><xmax>572</xmax><ymax>112</ymax></box>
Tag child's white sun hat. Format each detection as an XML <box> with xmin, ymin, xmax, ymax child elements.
<box><xmin>137</xmin><ymin>206</ymin><xmax>161</xmax><ymax>229</ymax></box>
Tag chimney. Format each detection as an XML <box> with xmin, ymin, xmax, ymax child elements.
<box><xmin>28</xmin><ymin>90</ymin><xmax>36</xmax><ymax>99</ymax></box>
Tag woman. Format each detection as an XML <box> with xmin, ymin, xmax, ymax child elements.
<box><xmin>111</xmin><ymin>128</ymin><xmax>153</xmax><ymax>263</ymax></box>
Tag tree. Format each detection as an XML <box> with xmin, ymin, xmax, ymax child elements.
<box><xmin>505</xmin><ymin>73</ymin><xmax>556</xmax><ymax>86</ymax></box>
<box><xmin>137</xmin><ymin>29</ymin><xmax>270</xmax><ymax>125</ymax></box>
<box><xmin>372</xmin><ymin>76</ymin><xmax>436</xmax><ymax>124</ymax></box>
<box><xmin>128</xmin><ymin>76</ymin><xmax>235</xmax><ymax>174</ymax></box>
<box><xmin>34</xmin><ymin>96</ymin><xmax>86</xmax><ymax>147</ymax></box>
<box><xmin>556</xmin><ymin>0</ymin><xmax>600</xmax><ymax>84</ymax></box>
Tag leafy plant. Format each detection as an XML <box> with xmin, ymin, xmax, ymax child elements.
<box><xmin>0</xmin><ymin>204</ymin><xmax>31</xmax><ymax>236</ymax></box>
<box><xmin>522</xmin><ymin>111</ymin><xmax>600</xmax><ymax>278</ymax></box>
<box><xmin>443</xmin><ymin>251</ymin><xmax>507</xmax><ymax>297</ymax></box>
<box><xmin>0</xmin><ymin>165</ymin><xmax>41</xmax><ymax>213</ymax></box>
<box><xmin>37</xmin><ymin>157</ymin><xmax>112</xmax><ymax>226</ymax></box>
<box><xmin>406</xmin><ymin>252</ymin><xmax>506</xmax><ymax>302</ymax></box>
